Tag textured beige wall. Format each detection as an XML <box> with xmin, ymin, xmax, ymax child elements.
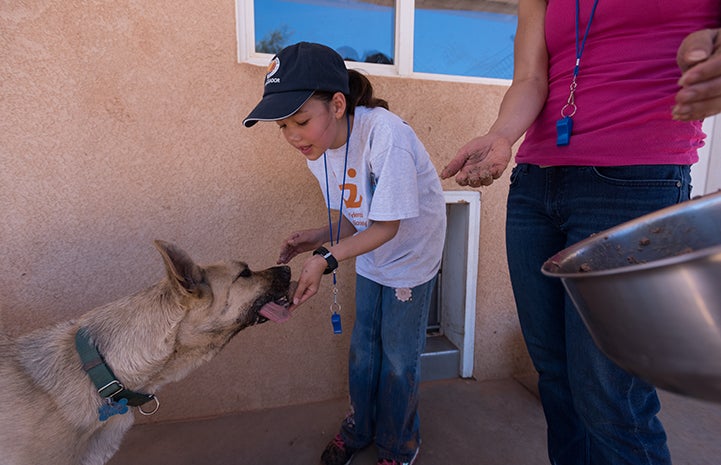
<box><xmin>0</xmin><ymin>0</ymin><xmax>532</xmax><ymax>423</ymax></box>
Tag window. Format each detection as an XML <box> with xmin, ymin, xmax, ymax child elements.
<box><xmin>236</xmin><ymin>0</ymin><xmax>517</xmax><ymax>83</ymax></box>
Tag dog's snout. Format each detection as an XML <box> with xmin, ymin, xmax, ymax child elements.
<box><xmin>273</xmin><ymin>265</ymin><xmax>291</xmax><ymax>283</ymax></box>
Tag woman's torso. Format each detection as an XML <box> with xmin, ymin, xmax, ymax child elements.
<box><xmin>517</xmin><ymin>0</ymin><xmax>721</xmax><ymax>166</ymax></box>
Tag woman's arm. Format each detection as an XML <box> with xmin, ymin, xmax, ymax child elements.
<box><xmin>441</xmin><ymin>0</ymin><xmax>550</xmax><ymax>186</ymax></box>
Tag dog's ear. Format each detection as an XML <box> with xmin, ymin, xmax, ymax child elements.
<box><xmin>153</xmin><ymin>240</ymin><xmax>205</xmax><ymax>297</ymax></box>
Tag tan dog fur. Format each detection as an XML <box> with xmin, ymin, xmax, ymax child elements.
<box><xmin>0</xmin><ymin>240</ymin><xmax>291</xmax><ymax>465</ymax></box>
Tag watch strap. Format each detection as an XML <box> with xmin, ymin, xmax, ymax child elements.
<box><xmin>313</xmin><ymin>246</ymin><xmax>338</xmax><ymax>274</ymax></box>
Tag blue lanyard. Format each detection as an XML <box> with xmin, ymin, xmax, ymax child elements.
<box><xmin>322</xmin><ymin>115</ymin><xmax>350</xmax><ymax>285</ymax></box>
<box><xmin>322</xmin><ymin>115</ymin><xmax>350</xmax><ymax>334</ymax></box>
<box><xmin>323</xmin><ymin>115</ymin><xmax>350</xmax><ymax>247</ymax></box>
<box><xmin>557</xmin><ymin>0</ymin><xmax>600</xmax><ymax>146</ymax></box>
<box><xmin>574</xmin><ymin>0</ymin><xmax>600</xmax><ymax>78</ymax></box>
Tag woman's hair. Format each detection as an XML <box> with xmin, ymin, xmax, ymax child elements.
<box><xmin>315</xmin><ymin>69</ymin><xmax>389</xmax><ymax>115</ymax></box>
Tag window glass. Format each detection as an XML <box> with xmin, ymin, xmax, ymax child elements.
<box><xmin>251</xmin><ymin>0</ymin><xmax>518</xmax><ymax>80</ymax></box>
<box><xmin>414</xmin><ymin>2</ymin><xmax>517</xmax><ymax>79</ymax></box>
<box><xmin>254</xmin><ymin>0</ymin><xmax>395</xmax><ymax>64</ymax></box>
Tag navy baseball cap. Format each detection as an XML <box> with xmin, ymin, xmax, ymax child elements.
<box><xmin>243</xmin><ymin>42</ymin><xmax>350</xmax><ymax>127</ymax></box>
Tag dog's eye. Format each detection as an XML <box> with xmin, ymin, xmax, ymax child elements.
<box><xmin>237</xmin><ymin>267</ymin><xmax>252</xmax><ymax>279</ymax></box>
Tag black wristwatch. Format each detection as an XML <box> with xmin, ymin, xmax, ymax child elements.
<box><xmin>313</xmin><ymin>246</ymin><xmax>338</xmax><ymax>275</ymax></box>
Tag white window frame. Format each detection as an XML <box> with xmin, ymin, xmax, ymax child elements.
<box><xmin>234</xmin><ymin>0</ymin><xmax>511</xmax><ymax>86</ymax></box>
<box><xmin>692</xmin><ymin>115</ymin><xmax>721</xmax><ymax>197</ymax></box>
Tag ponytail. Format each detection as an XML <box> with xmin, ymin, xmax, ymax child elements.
<box><xmin>346</xmin><ymin>69</ymin><xmax>389</xmax><ymax>114</ymax></box>
<box><xmin>313</xmin><ymin>69</ymin><xmax>389</xmax><ymax>115</ymax></box>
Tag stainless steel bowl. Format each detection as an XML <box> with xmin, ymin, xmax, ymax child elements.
<box><xmin>542</xmin><ymin>191</ymin><xmax>721</xmax><ymax>402</ymax></box>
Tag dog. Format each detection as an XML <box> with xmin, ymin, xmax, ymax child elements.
<box><xmin>0</xmin><ymin>240</ymin><xmax>293</xmax><ymax>465</ymax></box>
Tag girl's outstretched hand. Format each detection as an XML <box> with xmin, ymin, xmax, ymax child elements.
<box><xmin>277</xmin><ymin>228</ymin><xmax>324</xmax><ymax>264</ymax></box>
<box><xmin>288</xmin><ymin>254</ymin><xmax>327</xmax><ymax>311</ymax></box>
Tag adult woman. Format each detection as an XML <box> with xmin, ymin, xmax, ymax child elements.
<box><xmin>442</xmin><ymin>1</ymin><xmax>721</xmax><ymax>464</ymax></box>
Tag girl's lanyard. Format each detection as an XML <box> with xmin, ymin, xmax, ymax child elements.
<box><xmin>556</xmin><ymin>0</ymin><xmax>600</xmax><ymax>146</ymax></box>
<box><xmin>322</xmin><ymin>115</ymin><xmax>350</xmax><ymax>334</ymax></box>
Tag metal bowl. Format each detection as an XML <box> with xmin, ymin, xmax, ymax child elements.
<box><xmin>542</xmin><ymin>191</ymin><xmax>721</xmax><ymax>402</ymax></box>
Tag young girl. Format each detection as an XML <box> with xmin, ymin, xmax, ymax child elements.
<box><xmin>244</xmin><ymin>42</ymin><xmax>446</xmax><ymax>465</ymax></box>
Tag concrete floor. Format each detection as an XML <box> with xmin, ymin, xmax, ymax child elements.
<box><xmin>108</xmin><ymin>377</ymin><xmax>721</xmax><ymax>465</ymax></box>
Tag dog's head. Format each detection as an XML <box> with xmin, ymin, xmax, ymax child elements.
<box><xmin>154</xmin><ymin>240</ymin><xmax>293</xmax><ymax>351</ymax></box>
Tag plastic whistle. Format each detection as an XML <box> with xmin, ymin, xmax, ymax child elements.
<box><xmin>331</xmin><ymin>312</ymin><xmax>342</xmax><ymax>334</ymax></box>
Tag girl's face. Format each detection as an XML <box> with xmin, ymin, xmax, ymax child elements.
<box><xmin>276</xmin><ymin>93</ymin><xmax>347</xmax><ymax>161</ymax></box>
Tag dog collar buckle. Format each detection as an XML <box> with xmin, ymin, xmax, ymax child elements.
<box><xmin>97</xmin><ymin>379</ymin><xmax>124</xmax><ymax>399</ymax></box>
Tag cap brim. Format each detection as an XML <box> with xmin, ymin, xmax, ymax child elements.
<box><xmin>243</xmin><ymin>90</ymin><xmax>314</xmax><ymax>127</ymax></box>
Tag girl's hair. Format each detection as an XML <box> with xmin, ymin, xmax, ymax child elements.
<box><xmin>315</xmin><ymin>69</ymin><xmax>389</xmax><ymax>115</ymax></box>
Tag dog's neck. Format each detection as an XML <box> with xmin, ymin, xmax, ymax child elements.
<box><xmin>75</xmin><ymin>327</ymin><xmax>158</xmax><ymax>412</ymax></box>
<box><xmin>79</xmin><ymin>282</ymin><xmax>191</xmax><ymax>385</ymax></box>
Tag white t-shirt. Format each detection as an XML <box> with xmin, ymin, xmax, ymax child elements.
<box><xmin>307</xmin><ymin>106</ymin><xmax>446</xmax><ymax>288</ymax></box>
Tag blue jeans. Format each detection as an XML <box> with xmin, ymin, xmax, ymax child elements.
<box><xmin>340</xmin><ymin>274</ymin><xmax>436</xmax><ymax>463</ymax></box>
<box><xmin>506</xmin><ymin>164</ymin><xmax>690</xmax><ymax>465</ymax></box>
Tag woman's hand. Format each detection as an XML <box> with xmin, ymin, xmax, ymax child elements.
<box><xmin>674</xmin><ymin>28</ymin><xmax>721</xmax><ymax>121</ymax></box>
<box><xmin>441</xmin><ymin>135</ymin><xmax>513</xmax><ymax>187</ymax></box>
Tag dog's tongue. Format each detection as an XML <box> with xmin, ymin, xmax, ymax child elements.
<box><xmin>259</xmin><ymin>301</ymin><xmax>292</xmax><ymax>323</ymax></box>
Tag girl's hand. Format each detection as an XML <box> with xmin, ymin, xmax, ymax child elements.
<box><xmin>288</xmin><ymin>254</ymin><xmax>327</xmax><ymax>310</ymax></box>
<box><xmin>277</xmin><ymin>228</ymin><xmax>324</xmax><ymax>264</ymax></box>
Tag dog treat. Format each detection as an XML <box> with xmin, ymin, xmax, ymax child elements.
<box><xmin>260</xmin><ymin>301</ymin><xmax>292</xmax><ymax>323</ymax></box>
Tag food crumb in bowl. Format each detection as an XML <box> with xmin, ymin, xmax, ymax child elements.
<box><xmin>579</xmin><ymin>263</ymin><xmax>593</xmax><ymax>272</ymax></box>
<box><xmin>639</xmin><ymin>237</ymin><xmax>651</xmax><ymax>246</ymax></box>
<box><xmin>677</xmin><ymin>247</ymin><xmax>694</xmax><ymax>256</ymax></box>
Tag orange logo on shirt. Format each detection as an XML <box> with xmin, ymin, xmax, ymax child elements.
<box><xmin>342</xmin><ymin>168</ymin><xmax>362</xmax><ymax>208</ymax></box>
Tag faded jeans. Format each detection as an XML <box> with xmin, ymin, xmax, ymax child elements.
<box><xmin>506</xmin><ymin>163</ymin><xmax>690</xmax><ymax>465</ymax></box>
<box><xmin>340</xmin><ymin>274</ymin><xmax>436</xmax><ymax>463</ymax></box>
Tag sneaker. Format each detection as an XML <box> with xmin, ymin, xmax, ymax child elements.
<box><xmin>320</xmin><ymin>433</ymin><xmax>358</xmax><ymax>465</ymax></box>
<box><xmin>377</xmin><ymin>447</ymin><xmax>419</xmax><ymax>465</ymax></box>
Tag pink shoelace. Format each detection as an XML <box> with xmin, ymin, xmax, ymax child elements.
<box><xmin>331</xmin><ymin>434</ymin><xmax>346</xmax><ymax>450</ymax></box>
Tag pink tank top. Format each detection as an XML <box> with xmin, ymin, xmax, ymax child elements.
<box><xmin>516</xmin><ymin>0</ymin><xmax>721</xmax><ymax>166</ymax></box>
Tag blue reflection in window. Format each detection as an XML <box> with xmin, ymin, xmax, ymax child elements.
<box><xmin>415</xmin><ymin>9</ymin><xmax>516</xmax><ymax>79</ymax></box>
<box><xmin>253</xmin><ymin>0</ymin><xmax>517</xmax><ymax>79</ymax></box>
<box><xmin>254</xmin><ymin>0</ymin><xmax>394</xmax><ymax>63</ymax></box>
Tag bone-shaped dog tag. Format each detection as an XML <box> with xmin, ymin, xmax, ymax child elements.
<box><xmin>98</xmin><ymin>397</ymin><xmax>129</xmax><ymax>421</ymax></box>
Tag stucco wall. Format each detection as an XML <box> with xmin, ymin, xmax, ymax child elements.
<box><xmin>0</xmin><ymin>0</ymin><xmax>532</xmax><ymax>423</ymax></box>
